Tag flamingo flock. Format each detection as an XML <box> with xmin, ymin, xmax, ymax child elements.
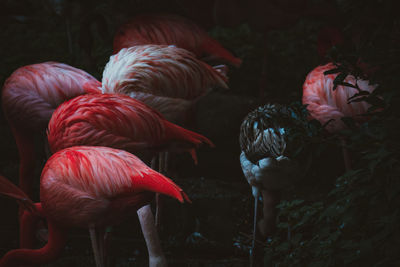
<box><xmin>0</xmin><ymin>10</ymin><xmax>376</xmax><ymax>267</ymax></box>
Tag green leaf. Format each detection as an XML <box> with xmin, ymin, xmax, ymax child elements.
<box><xmin>333</xmin><ymin>72</ymin><xmax>348</xmax><ymax>90</ymax></box>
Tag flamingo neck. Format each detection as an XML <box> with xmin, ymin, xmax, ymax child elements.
<box><xmin>20</xmin><ymin>203</ymin><xmax>44</xmax><ymax>249</ymax></box>
<box><xmin>11</xmin><ymin>126</ymin><xmax>36</xmax><ymax>197</ymax></box>
<box><xmin>0</xmin><ymin>219</ymin><xmax>67</xmax><ymax>267</ymax></box>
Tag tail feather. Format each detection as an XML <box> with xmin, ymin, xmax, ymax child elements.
<box><xmin>190</xmin><ymin>149</ymin><xmax>198</xmax><ymax>165</ymax></box>
<box><xmin>201</xmin><ymin>37</ymin><xmax>242</xmax><ymax>67</ymax></box>
<box><xmin>164</xmin><ymin>120</ymin><xmax>215</xmax><ymax>148</ymax></box>
<box><xmin>0</xmin><ymin>175</ymin><xmax>37</xmax><ymax>214</ymax></box>
<box><xmin>132</xmin><ymin>170</ymin><xmax>190</xmax><ymax>204</ymax></box>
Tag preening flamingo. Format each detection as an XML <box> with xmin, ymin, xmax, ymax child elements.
<box><xmin>102</xmin><ymin>44</ymin><xmax>228</xmax><ymax>123</ymax></box>
<box><xmin>240</xmin><ymin>104</ymin><xmax>309</xmax><ymax>267</ymax></box>
<box><xmin>112</xmin><ymin>13</ymin><xmax>242</xmax><ymax>67</ymax></box>
<box><xmin>302</xmin><ymin>62</ymin><xmax>376</xmax><ymax>169</ymax></box>
<box><xmin>102</xmin><ymin>44</ymin><xmax>226</xmax><ymax>228</ymax></box>
<box><xmin>47</xmin><ymin>93</ymin><xmax>213</xmax><ymax>160</ymax></box>
<box><xmin>47</xmin><ymin>93</ymin><xmax>213</xmax><ymax>266</ymax></box>
<box><xmin>1</xmin><ymin>61</ymin><xmax>101</xmax><ymax>197</ymax></box>
<box><xmin>0</xmin><ymin>146</ymin><xmax>189</xmax><ymax>267</ymax></box>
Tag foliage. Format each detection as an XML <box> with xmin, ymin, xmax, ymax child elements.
<box><xmin>263</xmin><ymin>0</ymin><xmax>400</xmax><ymax>266</ymax></box>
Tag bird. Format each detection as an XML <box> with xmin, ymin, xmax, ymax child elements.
<box><xmin>1</xmin><ymin>61</ymin><xmax>101</xmax><ymax>197</ymax></box>
<box><xmin>239</xmin><ymin>104</ymin><xmax>310</xmax><ymax>267</ymax></box>
<box><xmin>112</xmin><ymin>13</ymin><xmax>242</xmax><ymax>67</ymax></box>
<box><xmin>47</xmin><ymin>93</ymin><xmax>214</xmax><ymax>160</ymax></box>
<box><xmin>102</xmin><ymin>44</ymin><xmax>228</xmax><ymax>124</ymax></box>
<box><xmin>302</xmin><ymin>62</ymin><xmax>377</xmax><ymax>169</ymax></box>
<box><xmin>102</xmin><ymin>44</ymin><xmax>226</xmax><ymax>230</ymax></box>
<box><xmin>0</xmin><ymin>146</ymin><xmax>189</xmax><ymax>267</ymax></box>
<box><xmin>47</xmin><ymin>93</ymin><xmax>213</xmax><ymax>266</ymax></box>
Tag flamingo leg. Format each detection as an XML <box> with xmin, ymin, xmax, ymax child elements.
<box><xmin>10</xmin><ymin>126</ymin><xmax>36</xmax><ymax>199</ymax></box>
<box><xmin>89</xmin><ymin>225</ymin><xmax>105</xmax><ymax>267</ymax></box>
<box><xmin>155</xmin><ymin>152</ymin><xmax>167</xmax><ymax>228</ymax></box>
<box><xmin>151</xmin><ymin>156</ymin><xmax>157</xmax><ymax>170</ymax></box>
<box><xmin>163</xmin><ymin>152</ymin><xmax>169</xmax><ymax>174</ymax></box>
<box><xmin>250</xmin><ymin>188</ymin><xmax>260</xmax><ymax>267</ymax></box>
<box><xmin>137</xmin><ymin>204</ymin><xmax>167</xmax><ymax>267</ymax></box>
<box><xmin>98</xmin><ymin>227</ymin><xmax>106</xmax><ymax>267</ymax></box>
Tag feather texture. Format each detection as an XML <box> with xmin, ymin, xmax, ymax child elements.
<box><xmin>113</xmin><ymin>14</ymin><xmax>242</xmax><ymax>67</ymax></box>
<box><xmin>40</xmin><ymin>146</ymin><xmax>189</xmax><ymax>228</ymax></box>
<box><xmin>47</xmin><ymin>94</ymin><xmax>214</xmax><ymax>159</ymax></box>
<box><xmin>302</xmin><ymin>62</ymin><xmax>376</xmax><ymax>132</ymax></box>
<box><xmin>102</xmin><ymin>45</ymin><xmax>228</xmax><ymax>122</ymax></box>
<box><xmin>103</xmin><ymin>45</ymin><xmax>227</xmax><ymax>99</ymax></box>
<box><xmin>239</xmin><ymin>104</ymin><xmax>306</xmax><ymax>191</ymax></box>
<box><xmin>240</xmin><ymin>104</ymin><xmax>290</xmax><ymax>164</ymax></box>
<box><xmin>2</xmin><ymin>62</ymin><xmax>101</xmax><ymax>131</ymax></box>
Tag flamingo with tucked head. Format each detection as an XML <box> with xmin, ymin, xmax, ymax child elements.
<box><xmin>1</xmin><ymin>62</ymin><xmax>101</xmax><ymax>197</ymax></box>
<box><xmin>113</xmin><ymin>13</ymin><xmax>242</xmax><ymax>67</ymax></box>
<box><xmin>302</xmin><ymin>62</ymin><xmax>376</xmax><ymax>170</ymax></box>
<box><xmin>0</xmin><ymin>146</ymin><xmax>189</xmax><ymax>267</ymax></box>
<box><xmin>102</xmin><ymin>44</ymin><xmax>228</xmax><ymax>124</ymax></box>
<box><xmin>47</xmin><ymin>93</ymin><xmax>212</xmax><ymax>266</ymax></box>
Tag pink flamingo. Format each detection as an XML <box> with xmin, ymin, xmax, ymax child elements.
<box><xmin>112</xmin><ymin>13</ymin><xmax>242</xmax><ymax>67</ymax></box>
<box><xmin>102</xmin><ymin>44</ymin><xmax>228</xmax><ymax>123</ymax></box>
<box><xmin>1</xmin><ymin>62</ymin><xmax>101</xmax><ymax>197</ymax></box>
<box><xmin>102</xmin><ymin>44</ymin><xmax>227</xmax><ymax>227</ymax></box>
<box><xmin>47</xmin><ymin>93</ymin><xmax>213</xmax><ymax>160</ymax></box>
<box><xmin>0</xmin><ymin>146</ymin><xmax>189</xmax><ymax>267</ymax></box>
<box><xmin>302</xmin><ymin>62</ymin><xmax>376</xmax><ymax>169</ymax></box>
<box><xmin>47</xmin><ymin>93</ymin><xmax>213</xmax><ymax>266</ymax></box>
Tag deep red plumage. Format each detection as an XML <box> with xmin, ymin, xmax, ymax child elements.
<box><xmin>47</xmin><ymin>93</ymin><xmax>214</xmax><ymax>162</ymax></box>
<box><xmin>113</xmin><ymin>14</ymin><xmax>242</xmax><ymax>67</ymax></box>
<box><xmin>0</xmin><ymin>146</ymin><xmax>189</xmax><ymax>266</ymax></box>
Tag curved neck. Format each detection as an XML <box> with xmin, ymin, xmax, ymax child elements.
<box><xmin>10</xmin><ymin>126</ymin><xmax>36</xmax><ymax>198</ymax></box>
<box><xmin>0</xmin><ymin>219</ymin><xmax>67</xmax><ymax>267</ymax></box>
<box><xmin>20</xmin><ymin>203</ymin><xmax>44</xmax><ymax>249</ymax></box>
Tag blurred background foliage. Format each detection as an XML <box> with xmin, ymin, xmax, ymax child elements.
<box><xmin>0</xmin><ymin>0</ymin><xmax>399</xmax><ymax>266</ymax></box>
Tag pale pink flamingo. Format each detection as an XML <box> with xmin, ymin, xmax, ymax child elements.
<box><xmin>1</xmin><ymin>62</ymin><xmax>101</xmax><ymax>197</ymax></box>
<box><xmin>112</xmin><ymin>13</ymin><xmax>242</xmax><ymax>67</ymax></box>
<box><xmin>0</xmin><ymin>146</ymin><xmax>189</xmax><ymax>267</ymax></box>
<box><xmin>102</xmin><ymin>44</ymin><xmax>227</xmax><ymax>228</ymax></box>
<box><xmin>47</xmin><ymin>93</ymin><xmax>213</xmax><ymax>266</ymax></box>
<box><xmin>102</xmin><ymin>44</ymin><xmax>228</xmax><ymax>124</ymax></box>
<box><xmin>302</xmin><ymin>62</ymin><xmax>376</xmax><ymax>169</ymax></box>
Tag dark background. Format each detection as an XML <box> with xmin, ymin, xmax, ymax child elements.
<box><xmin>0</xmin><ymin>0</ymin><xmax>399</xmax><ymax>266</ymax></box>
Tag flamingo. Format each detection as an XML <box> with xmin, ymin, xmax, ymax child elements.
<box><xmin>0</xmin><ymin>146</ymin><xmax>189</xmax><ymax>267</ymax></box>
<box><xmin>302</xmin><ymin>62</ymin><xmax>377</xmax><ymax>170</ymax></box>
<box><xmin>47</xmin><ymin>93</ymin><xmax>213</xmax><ymax>160</ymax></box>
<box><xmin>102</xmin><ymin>44</ymin><xmax>228</xmax><ymax>124</ymax></box>
<box><xmin>102</xmin><ymin>44</ymin><xmax>227</xmax><ymax>229</ymax></box>
<box><xmin>239</xmin><ymin>104</ymin><xmax>309</xmax><ymax>267</ymax></box>
<box><xmin>112</xmin><ymin>13</ymin><xmax>242</xmax><ymax>67</ymax></box>
<box><xmin>47</xmin><ymin>93</ymin><xmax>213</xmax><ymax>266</ymax></box>
<box><xmin>1</xmin><ymin>61</ymin><xmax>101</xmax><ymax>197</ymax></box>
